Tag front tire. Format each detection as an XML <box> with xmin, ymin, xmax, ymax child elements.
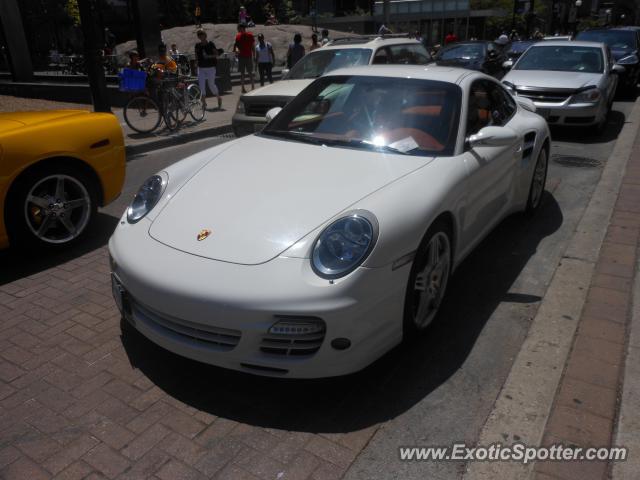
<box><xmin>6</xmin><ymin>164</ymin><xmax>98</xmax><ymax>249</ymax></box>
<box><xmin>403</xmin><ymin>220</ymin><xmax>452</xmax><ymax>337</ymax></box>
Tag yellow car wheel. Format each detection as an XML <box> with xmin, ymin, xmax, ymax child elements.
<box><xmin>6</xmin><ymin>164</ymin><xmax>98</xmax><ymax>248</ymax></box>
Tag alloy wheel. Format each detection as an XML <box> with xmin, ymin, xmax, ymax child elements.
<box><xmin>24</xmin><ymin>174</ymin><xmax>91</xmax><ymax>244</ymax></box>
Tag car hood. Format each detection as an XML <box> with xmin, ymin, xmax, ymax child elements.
<box><xmin>0</xmin><ymin>109</ymin><xmax>89</xmax><ymax>127</ymax></box>
<box><xmin>149</xmin><ymin>135</ymin><xmax>432</xmax><ymax>264</ymax></box>
<box><xmin>243</xmin><ymin>79</ymin><xmax>315</xmax><ymax>98</ymax></box>
<box><xmin>504</xmin><ymin>70</ymin><xmax>602</xmax><ymax>89</ymax></box>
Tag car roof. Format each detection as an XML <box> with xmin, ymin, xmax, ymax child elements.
<box><xmin>580</xmin><ymin>27</ymin><xmax>635</xmax><ymax>32</ymax></box>
<box><xmin>322</xmin><ymin>64</ymin><xmax>476</xmax><ymax>84</ymax></box>
<box><xmin>324</xmin><ymin>36</ymin><xmax>422</xmax><ymax>49</ymax></box>
<box><xmin>530</xmin><ymin>40</ymin><xmax>605</xmax><ymax>48</ymax></box>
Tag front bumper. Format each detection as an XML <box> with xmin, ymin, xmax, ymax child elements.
<box><xmin>232</xmin><ymin>113</ymin><xmax>268</xmax><ymax>137</ymax></box>
<box><xmin>529</xmin><ymin>100</ymin><xmax>605</xmax><ymax>126</ymax></box>
<box><xmin>108</xmin><ymin>219</ymin><xmax>407</xmax><ymax>378</ymax></box>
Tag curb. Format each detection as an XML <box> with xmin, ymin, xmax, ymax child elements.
<box><xmin>463</xmin><ymin>97</ymin><xmax>640</xmax><ymax>480</ymax></box>
<box><xmin>125</xmin><ymin>123</ymin><xmax>234</xmax><ymax>156</ymax></box>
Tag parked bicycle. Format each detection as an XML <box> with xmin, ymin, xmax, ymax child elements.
<box><xmin>120</xmin><ymin>67</ymin><xmax>205</xmax><ymax>134</ymax></box>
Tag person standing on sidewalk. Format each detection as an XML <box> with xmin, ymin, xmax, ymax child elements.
<box><xmin>195</xmin><ymin>29</ymin><xmax>222</xmax><ymax>110</ymax></box>
<box><xmin>255</xmin><ymin>33</ymin><xmax>275</xmax><ymax>87</ymax></box>
<box><xmin>287</xmin><ymin>33</ymin><xmax>305</xmax><ymax>69</ymax></box>
<box><xmin>234</xmin><ymin>24</ymin><xmax>255</xmax><ymax>93</ymax></box>
<box><xmin>310</xmin><ymin>33</ymin><xmax>321</xmax><ymax>51</ymax></box>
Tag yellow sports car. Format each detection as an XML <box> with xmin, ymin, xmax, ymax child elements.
<box><xmin>0</xmin><ymin>110</ymin><xmax>125</xmax><ymax>249</ymax></box>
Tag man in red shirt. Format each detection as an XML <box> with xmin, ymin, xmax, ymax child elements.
<box><xmin>234</xmin><ymin>24</ymin><xmax>255</xmax><ymax>92</ymax></box>
<box><xmin>444</xmin><ymin>31</ymin><xmax>458</xmax><ymax>45</ymax></box>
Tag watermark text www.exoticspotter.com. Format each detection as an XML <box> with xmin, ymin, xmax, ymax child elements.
<box><xmin>398</xmin><ymin>443</ymin><xmax>628</xmax><ymax>464</ymax></box>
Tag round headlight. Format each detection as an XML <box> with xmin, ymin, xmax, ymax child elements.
<box><xmin>127</xmin><ymin>173</ymin><xmax>167</xmax><ymax>223</ymax></box>
<box><xmin>312</xmin><ymin>212</ymin><xmax>377</xmax><ymax>279</ymax></box>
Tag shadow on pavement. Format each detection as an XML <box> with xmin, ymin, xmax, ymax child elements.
<box><xmin>0</xmin><ymin>213</ymin><xmax>118</xmax><ymax>285</ymax></box>
<box><xmin>121</xmin><ymin>193</ymin><xmax>563</xmax><ymax>433</ymax></box>
<box><xmin>550</xmin><ymin>109</ymin><xmax>625</xmax><ymax>145</ymax></box>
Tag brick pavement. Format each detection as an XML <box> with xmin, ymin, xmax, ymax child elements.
<box><xmin>531</xmin><ymin>135</ymin><xmax>640</xmax><ymax>479</ymax></box>
<box><xmin>0</xmin><ymin>245</ymin><xmax>383</xmax><ymax>479</ymax></box>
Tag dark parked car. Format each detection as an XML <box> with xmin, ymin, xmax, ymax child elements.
<box><xmin>506</xmin><ymin>40</ymin><xmax>538</xmax><ymax>61</ymax></box>
<box><xmin>575</xmin><ymin>28</ymin><xmax>640</xmax><ymax>92</ymax></box>
<box><xmin>434</xmin><ymin>41</ymin><xmax>507</xmax><ymax>77</ymax></box>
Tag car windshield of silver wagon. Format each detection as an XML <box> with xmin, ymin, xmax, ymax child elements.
<box><xmin>514</xmin><ymin>45</ymin><xmax>604</xmax><ymax>73</ymax></box>
<box><xmin>286</xmin><ymin>48</ymin><xmax>372</xmax><ymax>79</ymax></box>
<box><xmin>263</xmin><ymin>75</ymin><xmax>461</xmax><ymax>157</ymax></box>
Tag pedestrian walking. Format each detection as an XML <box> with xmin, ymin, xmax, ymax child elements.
<box><xmin>310</xmin><ymin>33</ymin><xmax>321</xmax><ymax>51</ymax></box>
<box><xmin>234</xmin><ymin>24</ymin><xmax>255</xmax><ymax>93</ymax></box>
<box><xmin>287</xmin><ymin>33</ymin><xmax>305</xmax><ymax>69</ymax></box>
<box><xmin>444</xmin><ymin>30</ymin><xmax>458</xmax><ymax>44</ymax></box>
<box><xmin>195</xmin><ymin>29</ymin><xmax>222</xmax><ymax>109</ymax></box>
<box><xmin>255</xmin><ymin>33</ymin><xmax>275</xmax><ymax>86</ymax></box>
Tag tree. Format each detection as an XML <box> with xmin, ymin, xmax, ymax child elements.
<box><xmin>65</xmin><ymin>0</ymin><xmax>81</xmax><ymax>25</ymax></box>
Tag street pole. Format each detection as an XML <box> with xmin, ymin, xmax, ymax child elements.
<box><xmin>383</xmin><ymin>0</ymin><xmax>390</xmax><ymax>27</ymax></box>
<box><xmin>77</xmin><ymin>0</ymin><xmax>111</xmax><ymax>112</ymax></box>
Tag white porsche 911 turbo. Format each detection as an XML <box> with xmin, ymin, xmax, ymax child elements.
<box><xmin>109</xmin><ymin>65</ymin><xmax>550</xmax><ymax>378</ymax></box>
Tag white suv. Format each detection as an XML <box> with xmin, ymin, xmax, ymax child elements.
<box><xmin>232</xmin><ymin>35</ymin><xmax>432</xmax><ymax>136</ymax></box>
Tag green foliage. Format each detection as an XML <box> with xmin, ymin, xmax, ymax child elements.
<box><xmin>64</xmin><ymin>0</ymin><xmax>81</xmax><ymax>26</ymax></box>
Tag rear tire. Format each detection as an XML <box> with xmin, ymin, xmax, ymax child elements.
<box><xmin>525</xmin><ymin>147</ymin><xmax>548</xmax><ymax>215</ymax></box>
<box><xmin>6</xmin><ymin>163</ymin><xmax>98</xmax><ymax>249</ymax></box>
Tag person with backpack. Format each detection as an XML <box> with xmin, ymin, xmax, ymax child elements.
<box><xmin>287</xmin><ymin>33</ymin><xmax>305</xmax><ymax>69</ymax></box>
<box><xmin>195</xmin><ymin>29</ymin><xmax>222</xmax><ymax>109</ymax></box>
<box><xmin>255</xmin><ymin>33</ymin><xmax>275</xmax><ymax>86</ymax></box>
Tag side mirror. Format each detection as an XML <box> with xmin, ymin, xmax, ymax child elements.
<box><xmin>467</xmin><ymin>126</ymin><xmax>518</xmax><ymax>148</ymax></box>
<box><xmin>515</xmin><ymin>96</ymin><xmax>537</xmax><ymax>113</ymax></box>
<box><xmin>265</xmin><ymin>106</ymin><xmax>282</xmax><ymax>122</ymax></box>
<box><xmin>502</xmin><ymin>60</ymin><xmax>514</xmax><ymax>70</ymax></box>
<box><xmin>612</xmin><ymin>64</ymin><xmax>626</xmax><ymax>74</ymax></box>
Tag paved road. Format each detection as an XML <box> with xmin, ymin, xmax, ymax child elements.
<box><xmin>0</xmin><ymin>98</ymin><xmax>634</xmax><ymax>480</ymax></box>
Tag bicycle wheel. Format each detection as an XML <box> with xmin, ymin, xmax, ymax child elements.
<box><xmin>187</xmin><ymin>84</ymin><xmax>206</xmax><ymax>122</ymax></box>
<box><xmin>124</xmin><ymin>96</ymin><xmax>161</xmax><ymax>134</ymax></box>
<box><xmin>163</xmin><ymin>94</ymin><xmax>182</xmax><ymax>131</ymax></box>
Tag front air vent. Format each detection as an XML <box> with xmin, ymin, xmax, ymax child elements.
<box><xmin>260</xmin><ymin>317</ymin><xmax>326</xmax><ymax>356</ymax></box>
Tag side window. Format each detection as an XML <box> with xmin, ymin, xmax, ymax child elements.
<box><xmin>488</xmin><ymin>81</ymin><xmax>516</xmax><ymax>123</ymax></box>
<box><xmin>466</xmin><ymin>80</ymin><xmax>492</xmax><ymax>136</ymax></box>
<box><xmin>467</xmin><ymin>80</ymin><xmax>515</xmax><ymax>137</ymax></box>
<box><xmin>372</xmin><ymin>47</ymin><xmax>391</xmax><ymax>64</ymax></box>
<box><xmin>388</xmin><ymin>44</ymin><xmax>432</xmax><ymax>64</ymax></box>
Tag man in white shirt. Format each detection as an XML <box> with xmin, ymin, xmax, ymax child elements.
<box><xmin>255</xmin><ymin>33</ymin><xmax>275</xmax><ymax>86</ymax></box>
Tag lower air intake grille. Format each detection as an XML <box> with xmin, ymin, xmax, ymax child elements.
<box><xmin>132</xmin><ymin>300</ymin><xmax>241</xmax><ymax>351</ymax></box>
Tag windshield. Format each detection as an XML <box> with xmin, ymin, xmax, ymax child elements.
<box><xmin>576</xmin><ymin>30</ymin><xmax>637</xmax><ymax>50</ymax></box>
<box><xmin>514</xmin><ymin>45</ymin><xmax>604</xmax><ymax>73</ymax></box>
<box><xmin>286</xmin><ymin>48</ymin><xmax>372</xmax><ymax>79</ymax></box>
<box><xmin>508</xmin><ymin>41</ymin><xmax>536</xmax><ymax>54</ymax></box>
<box><xmin>263</xmin><ymin>75</ymin><xmax>461</xmax><ymax>157</ymax></box>
<box><xmin>437</xmin><ymin>43</ymin><xmax>485</xmax><ymax>60</ymax></box>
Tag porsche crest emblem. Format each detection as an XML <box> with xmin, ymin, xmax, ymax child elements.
<box><xmin>197</xmin><ymin>229</ymin><xmax>212</xmax><ymax>241</ymax></box>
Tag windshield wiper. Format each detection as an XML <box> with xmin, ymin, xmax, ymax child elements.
<box><xmin>263</xmin><ymin>130</ymin><xmax>326</xmax><ymax>145</ymax></box>
<box><xmin>264</xmin><ymin>131</ymin><xmax>413</xmax><ymax>154</ymax></box>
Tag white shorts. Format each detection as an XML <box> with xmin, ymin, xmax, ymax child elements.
<box><xmin>198</xmin><ymin>66</ymin><xmax>218</xmax><ymax>97</ymax></box>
